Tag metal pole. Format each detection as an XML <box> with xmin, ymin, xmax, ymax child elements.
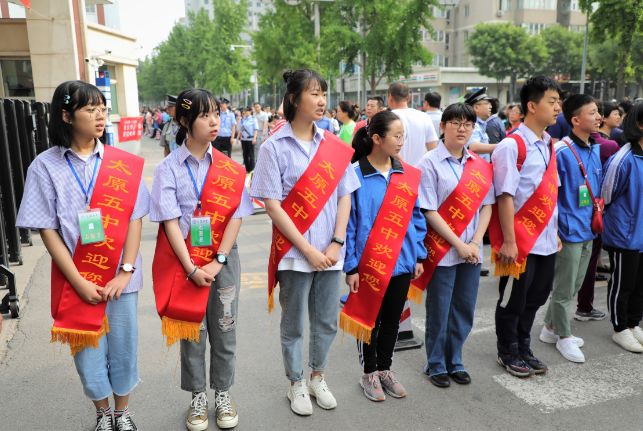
<box><xmin>253</xmin><ymin>71</ymin><xmax>259</xmax><ymax>103</ymax></box>
<box><xmin>314</xmin><ymin>1</ymin><xmax>321</xmax><ymax>67</ymax></box>
<box><xmin>580</xmin><ymin>12</ymin><xmax>589</xmax><ymax>93</ymax></box>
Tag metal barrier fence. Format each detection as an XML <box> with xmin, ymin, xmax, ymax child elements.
<box><xmin>0</xmin><ymin>99</ymin><xmax>51</xmax><ymax>318</ymax></box>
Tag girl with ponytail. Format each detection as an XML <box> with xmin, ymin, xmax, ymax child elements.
<box><xmin>150</xmin><ymin>88</ymin><xmax>254</xmax><ymax>430</ymax></box>
<box><xmin>343</xmin><ymin>110</ymin><xmax>427</xmax><ymax>401</ymax></box>
<box><xmin>337</xmin><ymin>100</ymin><xmax>360</xmax><ymax>144</ymax></box>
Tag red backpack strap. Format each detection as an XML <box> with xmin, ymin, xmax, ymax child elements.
<box><xmin>508</xmin><ymin>133</ymin><xmax>527</xmax><ymax>172</ymax></box>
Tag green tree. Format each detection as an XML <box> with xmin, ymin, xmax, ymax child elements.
<box><xmin>321</xmin><ymin>0</ymin><xmax>437</xmax><ymax>96</ymax></box>
<box><xmin>466</xmin><ymin>22</ymin><xmax>547</xmax><ymax>101</ymax></box>
<box><xmin>137</xmin><ymin>1</ymin><xmax>251</xmax><ymax>104</ymax></box>
<box><xmin>537</xmin><ymin>25</ymin><xmax>583</xmax><ymax>79</ymax></box>
<box><xmin>579</xmin><ymin>0</ymin><xmax>642</xmax><ymax>99</ymax></box>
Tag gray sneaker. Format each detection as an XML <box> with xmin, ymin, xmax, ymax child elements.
<box><xmin>378</xmin><ymin>370</ymin><xmax>407</xmax><ymax>398</ymax></box>
<box><xmin>360</xmin><ymin>372</ymin><xmax>385</xmax><ymax>402</ymax></box>
<box><xmin>574</xmin><ymin>308</ymin><xmax>606</xmax><ymax>321</ymax></box>
<box><xmin>214</xmin><ymin>390</ymin><xmax>239</xmax><ymax>429</ymax></box>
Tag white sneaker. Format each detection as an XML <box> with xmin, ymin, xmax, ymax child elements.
<box><xmin>287</xmin><ymin>380</ymin><xmax>313</xmax><ymax>416</ymax></box>
<box><xmin>308</xmin><ymin>375</ymin><xmax>337</xmax><ymax>410</ymax></box>
<box><xmin>612</xmin><ymin>329</ymin><xmax>643</xmax><ymax>353</ymax></box>
<box><xmin>630</xmin><ymin>326</ymin><xmax>643</xmax><ymax>345</ymax></box>
<box><xmin>556</xmin><ymin>337</ymin><xmax>585</xmax><ymax>363</ymax></box>
<box><xmin>539</xmin><ymin>326</ymin><xmax>585</xmax><ymax>347</ymax></box>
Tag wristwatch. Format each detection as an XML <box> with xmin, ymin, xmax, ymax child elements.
<box><xmin>331</xmin><ymin>236</ymin><xmax>345</xmax><ymax>246</ymax></box>
<box><xmin>119</xmin><ymin>263</ymin><xmax>136</xmax><ymax>274</ymax></box>
<box><xmin>215</xmin><ymin>253</ymin><xmax>228</xmax><ymax>265</ymax></box>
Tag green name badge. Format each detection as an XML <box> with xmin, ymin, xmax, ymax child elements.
<box><xmin>78</xmin><ymin>209</ymin><xmax>105</xmax><ymax>245</ymax></box>
<box><xmin>579</xmin><ymin>184</ymin><xmax>591</xmax><ymax>208</ymax></box>
<box><xmin>191</xmin><ymin>216</ymin><xmax>212</xmax><ymax>247</ymax></box>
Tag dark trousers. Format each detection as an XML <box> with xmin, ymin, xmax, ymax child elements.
<box><xmin>213</xmin><ymin>136</ymin><xmax>232</xmax><ymax>157</ymax></box>
<box><xmin>357</xmin><ymin>273</ymin><xmax>412</xmax><ymax>374</ymax></box>
<box><xmin>240</xmin><ymin>139</ymin><xmax>255</xmax><ymax>172</ymax></box>
<box><xmin>606</xmin><ymin>248</ymin><xmax>643</xmax><ymax>332</ymax></box>
<box><xmin>495</xmin><ymin>253</ymin><xmax>556</xmax><ymax>355</ymax></box>
<box><xmin>577</xmin><ymin>236</ymin><xmax>603</xmax><ymax>312</ymax></box>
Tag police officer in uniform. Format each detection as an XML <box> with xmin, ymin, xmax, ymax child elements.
<box><xmin>160</xmin><ymin>94</ymin><xmax>180</xmax><ymax>156</ymax></box>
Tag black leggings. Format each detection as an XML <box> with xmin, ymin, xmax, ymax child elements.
<box><xmin>241</xmin><ymin>139</ymin><xmax>255</xmax><ymax>172</ymax></box>
<box><xmin>606</xmin><ymin>248</ymin><xmax>643</xmax><ymax>332</ymax></box>
<box><xmin>213</xmin><ymin>136</ymin><xmax>232</xmax><ymax>157</ymax></box>
<box><xmin>357</xmin><ymin>273</ymin><xmax>412</xmax><ymax>374</ymax></box>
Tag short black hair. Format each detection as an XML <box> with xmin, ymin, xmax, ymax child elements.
<box><xmin>338</xmin><ymin>100</ymin><xmax>360</xmax><ymax>121</ymax></box>
<box><xmin>622</xmin><ymin>101</ymin><xmax>642</xmax><ymax>144</ymax></box>
<box><xmin>441</xmin><ymin>102</ymin><xmax>476</xmax><ymax>124</ymax></box>
<box><xmin>519</xmin><ymin>75</ymin><xmax>562</xmax><ymax>117</ymax></box>
<box><xmin>49</xmin><ymin>80</ymin><xmax>106</xmax><ymax>148</ymax></box>
<box><xmin>599</xmin><ymin>101</ymin><xmax>620</xmax><ymax>119</ymax></box>
<box><xmin>619</xmin><ymin>99</ymin><xmax>633</xmax><ymax>115</ymax></box>
<box><xmin>388</xmin><ymin>82</ymin><xmax>409</xmax><ymax>102</ymax></box>
<box><xmin>174</xmin><ymin>88</ymin><xmax>220</xmax><ymax>145</ymax></box>
<box><xmin>562</xmin><ymin>93</ymin><xmax>596</xmax><ymax>126</ymax></box>
<box><xmin>489</xmin><ymin>98</ymin><xmax>500</xmax><ymax>115</ymax></box>
<box><xmin>351</xmin><ymin>110</ymin><xmax>401</xmax><ymax>162</ymax></box>
<box><xmin>282</xmin><ymin>69</ymin><xmax>328</xmax><ymax>122</ymax></box>
<box><xmin>367</xmin><ymin>96</ymin><xmax>385</xmax><ymax>108</ymax></box>
<box><xmin>424</xmin><ymin>91</ymin><xmax>441</xmax><ymax>109</ymax></box>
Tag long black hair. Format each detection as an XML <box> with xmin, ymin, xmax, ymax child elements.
<box><xmin>282</xmin><ymin>69</ymin><xmax>328</xmax><ymax>122</ymax></box>
<box><xmin>622</xmin><ymin>101</ymin><xmax>642</xmax><ymax>145</ymax></box>
<box><xmin>49</xmin><ymin>80</ymin><xmax>106</xmax><ymax>148</ymax></box>
<box><xmin>174</xmin><ymin>88</ymin><xmax>220</xmax><ymax>145</ymax></box>
<box><xmin>351</xmin><ymin>110</ymin><xmax>401</xmax><ymax>163</ymax></box>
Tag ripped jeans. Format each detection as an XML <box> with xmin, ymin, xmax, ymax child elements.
<box><xmin>180</xmin><ymin>245</ymin><xmax>241</xmax><ymax>392</ymax></box>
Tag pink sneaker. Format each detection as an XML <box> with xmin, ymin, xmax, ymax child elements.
<box><xmin>378</xmin><ymin>370</ymin><xmax>407</xmax><ymax>398</ymax></box>
<box><xmin>360</xmin><ymin>372</ymin><xmax>385</xmax><ymax>402</ymax></box>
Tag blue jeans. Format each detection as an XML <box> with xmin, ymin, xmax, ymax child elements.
<box><xmin>425</xmin><ymin>263</ymin><xmax>480</xmax><ymax>376</ymax></box>
<box><xmin>74</xmin><ymin>292</ymin><xmax>139</xmax><ymax>400</ymax></box>
<box><xmin>277</xmin><ymin>270</ymin><xmax>341</xmax><ymax>382</ymax></box>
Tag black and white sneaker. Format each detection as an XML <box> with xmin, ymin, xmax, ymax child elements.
<box><xmin>497</xmin><ymin>355</ymin><xmax>532</xmax><ymax>378</ymax></box>
<box><xmin>95</xmin><ymin>408</ymin><xmax>114</xmax><ymax>431</ymax></box>
<box><xmin>574</xmin><ymin>309</ymin><xmax>606</xmax><ymax>321</ymax></box>
<box><xmin>115</xmin><ymin>411</ymin><xmax>137</xmax><ymax>431</ymax></box>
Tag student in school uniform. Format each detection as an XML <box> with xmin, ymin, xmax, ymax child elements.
<box><xmin>16</xmin><ymin>80</ymin><xmax>150</xmax><ymax>431</ymax></box>
<box><xmin>250</xmin><ymin>69</ymin><xmax>360</xmax><ymax>416</ymax></box>
<box><xmin>600</xmin><ymin>101</ymin><xmax>643</xmax><ymax>353</ymax></box>
<box><xmin>341</xmin><ymin>110</ymin><xmax>426</xmax><ymax>401</ymax></box>
<box><xmin>539</xmin><ymin>94</ymin><xmax>603</xmax><ymax>363</ymax></box>
<box><xmin>490</xmin><ymin>76</ymin><xmax>563</xmax><ymax>378</ymax></box>
<box><xmin>417</xmin><ymin>103</ymin><xmax>495</xmax><ymax>388</ymax></box>
<box><xmin>150</xmin><ymin>88</ymin><xmax>254</xmax><ymax>431</ymax></box>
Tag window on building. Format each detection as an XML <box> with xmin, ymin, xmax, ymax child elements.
<box><xmin>464</xmin><ymin>30</ymin><xmax>469</xmax><ymax>41</ymax></box>
<box><xmin>522</xmin><ymin>22</ymin><xmax>548</xmax><ymax>35</ymax></box>
<box><xmin>571</xmin><ymin>0</ymin><xmax>580</xmax><ymax>10</ymax></box>
<box><xmin>499</xmin><ymin>0</ymin><xmax>510</xmax><ymax>10</ymax></box>
<box><xmin>433</xmin><ymin>5</ymin><xmax>447</xmax><ymax>18</ymax></box>
<box><xmin>464</xmin><ymin>4</ymin><xmax>470</xmax><ymax>16</ymax></box>
<box><xmin>0</xmin><ymin>59</ymin><xmax>34</xmax><ymax>98</ymax></box>
<box><xmin>445</xmin><ymin>33</ymin><xmax>450</xmax><ymax>44</ymax></box>
<box><xmin>518</xmin><ymin>0</ymin><xmax>556</xmax><ymax>9</ymax></box>
<box><xmin>445</xmin><ymin>57</ymin><xmax>449</xmax><ymax>67</ymax></box>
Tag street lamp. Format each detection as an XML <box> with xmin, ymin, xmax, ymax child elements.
<box><xmin>230</xmin><ymin>44</ymin><xmax>258</xmax><ymax>103</ymax></box>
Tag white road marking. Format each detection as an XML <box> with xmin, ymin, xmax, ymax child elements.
<box><xmin>492</xmin><ymin>353</ymin><xmax>643</xmax><ymax>413</ymax></box>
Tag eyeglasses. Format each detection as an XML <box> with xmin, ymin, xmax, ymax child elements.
<box><xmin>446</xmin><ymin>121</ymin><xmax>474</xmax><ymax>131</ymax></box>
<box><xmin>386</xmin><ymin>134</ymin><xmax>404</xmax><ymax>143</ymax></box>
<box><xmin>80</xmin><ymin>107</ymin><xmax>108</xmax><ymax>119</ymax></box>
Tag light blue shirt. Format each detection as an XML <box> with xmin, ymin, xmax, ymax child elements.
<box><xmin>418</xmin><ymin>141</ymin><xmax>495</xmax><ymax>266</ymax></box>
<box><xmin>467</xmin><ymin>118</ymin><xmax>490</xmax><ymax>161</ymax></box>
<box><xmin>491</xmin><ymin>123</ymin><xmax>559</xmax><ymax>256</ymax></box>
<box><xmin>239</xmin><ymin>115</ymin><xmax>258</xmax><ymax>140</ymax></box>
<box><xmin>218</xmin><ymin>110</ymin><xmax>236</xmax><ymax>138</ymax></box>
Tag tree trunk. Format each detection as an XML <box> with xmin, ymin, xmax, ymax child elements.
<box><xmin>615</xmin><ymin>62</ymin><xmax>626</xmax><ymax>100</ymax></box>
<box><xmin>509</xmin><ymin>74</ymin><xmax>517</xmax><ymax>103</ymax></box>
<box><xmin>272</xmin><ymin>81</ymin><xmax>277</xmax><ymax>108</ymax></box>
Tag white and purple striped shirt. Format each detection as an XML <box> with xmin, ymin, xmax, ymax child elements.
<box><xmin>149</xmin><ymin>142</ymin><xmax>254</xmax><ymax>237</ymax></box>
<box><xmin>492</xmin><ymin>123</ymin><xmax>559</xmax><ymax>256</ymax></box>
<box><xmin>250</xmin><ymin>122</ymin><xmax>361</xmax><ymax>271</ymax></box>
<box><xmin>418</xmin><ymin>141</ymin><xmax>495</xmax><ymax>266</ymax></box>
<box><xmin>16</xmin><ymin>141</ymin><xmax>151</xmax><ymax>294</ymax></box>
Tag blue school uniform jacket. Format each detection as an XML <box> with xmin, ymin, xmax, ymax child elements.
<box><xmin>600</xmin><ymin>142</ymin><xmax>643</xmax><ymax>252</ymax></box>
<box><xmin>344</xmin><ymin>156</ymin><xmax>427</xmax><ymax>276</ymax></box>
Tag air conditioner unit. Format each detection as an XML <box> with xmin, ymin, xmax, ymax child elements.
<box><xmin>496</xmin><ymin>10</ymin><xmax>504</xmax><ymax>17</ymax></box>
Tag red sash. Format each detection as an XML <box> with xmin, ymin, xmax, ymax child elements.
<box><xmin>409</xmin><ymin>153</ymin><xmax>493</xmax><ymax>302</ymax></box>
<box><xmin>50</xmin><ymin>146</ymin><xmax>144</xmax><ymax>355</ymax></box>
<box><xmin>152</xmin><ymin>149</ymin><xmax>246</xmax><ymax>345</ymax></box>
<box><xmin>488</xmin><ymin>138</ymin><xmax>558</xmax><ymax>278</ymax></box>
<box><xmin>267</xmin><ymin>131</ymin><xmax>354</xmax><ymax>311</ymax></box>
<box><xmin>339</xmin><ymin>163</ymin><xmax>421</xmax><ymax>343</ymax></box>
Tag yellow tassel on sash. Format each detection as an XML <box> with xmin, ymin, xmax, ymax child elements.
<box><xmin>339</xmin><ymin>312</ymin><xmax>373</xmax><ymax>344</ymax></box>
<box><xmin>491</xmin><ymin>250</ymin><xmax>527</xmax><ymax>279</ymax></box>
<box><xmin>268</xmin><ymin>290</ymin><xmax>275</xmax><ymax>313</ymax></box>
<box><xmin>407</xmin><ymin>284</ymin><xmax>424</xmax><ymax>304</ymax></box>
<box><xmin>161</xmin><ymin>316</ymin><xmax>201</xmax><ymax>346</ymax></box>
<box><xmin>50</xmin><ymin>315</ymin><xmax>110</xmax><ymax>356</ymax></box>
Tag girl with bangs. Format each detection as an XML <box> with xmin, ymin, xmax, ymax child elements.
<box><xmin>16</xmin><ymin>80</ymin><xmax>150</xmax><ymax>431</ymax></box>
<box><xmin>251</xmin><ymin>70</ymin><xmax>360</xmax><ymax>416</ymax></box>
<box><xmin>150</xmin><ymin>89</ymin><xmax>253</xmax><ymax>431</ymax></box>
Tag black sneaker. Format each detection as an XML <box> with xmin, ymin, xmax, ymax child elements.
<box><xmin>95</xmin><ymin>409</ymin><xmax>114</xmax><ymax>431</ymax></box>
<box><xmin>496</xmin><ymin>355</ymin><xmax>532</xmax><ymax>378</ymax></box>
<box><xmin>574</xmin><ymin>308</ymin><xmax>606</xmax><ymax>321</ymax></box>
<box><xmin>114</xmin><ymin>411</ymin><xmax>137</xmax><ymax>431</ymax></box>
<box><xmin>519</xmin><ymin>348</ymin><xmax>548</xmax><ymax>375</ymax></box>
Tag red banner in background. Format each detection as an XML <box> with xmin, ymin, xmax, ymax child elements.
<box><xmin>118</xmin><ymin>117</ymin><xmax>144</xmax><ymax>142</ymax></box>
<box><xmin>20</xmin><ymin>1</ymin><xmax>31</xmax><ymax>9</ymax></box>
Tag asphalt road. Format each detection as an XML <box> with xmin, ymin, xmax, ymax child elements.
<box><xmin>0</xmin><ymin>136</ymin><xmax>641</xmax><ymax>430</ymax></box>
